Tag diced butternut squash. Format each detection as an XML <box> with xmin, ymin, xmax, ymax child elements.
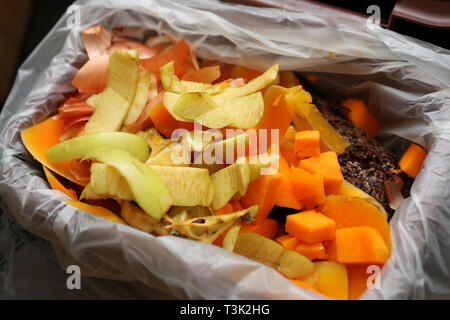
<box><xmin>313</xmin><ymin>261</ymin><xmax>349</xmax><ymax>300</ymax></box>
<box><xmin>287</xmin><ymin>89</ymin><xmax>350</xmax><ymax>155</ymax></box>
<box><xmin>276</xmin><ymin>235</ymin><xmax>300</xmax><ymax>250</ymax></box>
<box><xmin>261</xmin><ymin>218</ymin><xmax>280</xmax><ymax>239</ymax></box>
<box><xmin>399</xmin><ymin>143</ymin><xmax>427</xmax><ymax>179</ymax></box>
<box><xmin>240</xmin><ymin>218</ymin><xmax>278</xmax><ymax>239</ymax></box>
<box><xmin>295</xmin><ymin>241</ymin><xmax>326</xmax><ymax>261</ymax></box>
<box><xmin>299</xmin><ymin>151</ymin><xmax>344</xmax><ymax>191</ymax></box>
<box><xmin>341</xmin><ymin>99</ymin><xmax>380</xmax><ymax>139</ymax></box>
<box><xmin>285</xmin><ymin>210</ymin><xmax>336</xmax><ymax>244</ymax></box>
<box><xmin>335</xmin><ymin>226</ymin><xmax>390</xmax><ymax>265</ymax></box>
<box><xmin>318</xmin><ymin>195</ymin><xmax>391</xmax><ymax>249</ymax></box>
<box><xmin>294</xmin><ymin>130</ymin><xmax>320</xmax><ymax>159</ymax></box>
<box><xmin>66</xmin><ymin>199</ymin><xmax>126</xmax><ymax>225</ymax></box>
<box><xmin>240</xmin><ymin>169</ymin><xmax>283</xmax><ymax>224</ymax></box>
<box><xmin>275</xmin><ymin>157</ymin><xmax>302</xmax><ymax>210</ymax></box>
<box><xmin>289</xmin><ymin>167</ymin><xmax>325</xmax><ymax>208</ymax></box>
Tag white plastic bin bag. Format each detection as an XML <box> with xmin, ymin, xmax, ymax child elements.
<box><xmin>0</xmin><ymin>0</ymin><xmax>449</xmax><ymax>299</ymax></box>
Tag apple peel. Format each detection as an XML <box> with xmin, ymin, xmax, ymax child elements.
<box><xmin>83</xmin><ymin>148</ymin><xmax>172</xmax><ymax>220</ymax></box>
<box><xmin>149</xmin><ymin>165</ymin><xmax>214</xmax><ymax>207</ymax></box>
<box><xmin>84</xmin><ymin>49</ymin><xmax>140</xmax><ymax>134</ymax></box>
<box><xmin>46</xmin><ymin>132</ymin><xmax>150</xmax><ymax>163</ymax></box>
<box><xmin>160</xmin><ymin>61</ymin><xmax>224</xmax><ymax>94</ymax></box>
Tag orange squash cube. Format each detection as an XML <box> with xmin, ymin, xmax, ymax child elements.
<box><xmin>294</xmin><ymin>130</ymin><xmax>320</xmax><ymax>159</ymax></box>
<box><xmin>335</xmin><ymin>226</ymin><xmax>390</xmax><ymax>265</ymax></box>
<box><xmin>240</xmin><ymin>168</ymin><xmax>283</xmax><ymax>224</ymax></box>
<box><xmin>341</xmin><ymin>99</ymin><xmax>380</xmax><ymax>138</ymax></box>
<box><xmin>399</xmin><ymin>143</ymin><xmax>427</xmax><ymax>179</ymax></box>
<box><xmin>285</xmin><ymin>210</ymin><xmax>336</xmax><ymax>244</ymax></box>
<box><xmin>290</xmin><ymin>167</ymin><xmax>325</xmax><ymax>209</ymax></box>
<box><xmin>275</xmin><ymin>157</ymin><xmax>303</xmax><ymax>210</ymax></box>
<box><xmin>318</xmin><ymin>196</ymin><xmax>391</xmax><ymax>249</ymax></box>
<box><xmin>299</xmin><ymin>151</ymin><xmax>344</xmax><ymax>191</ymax></box>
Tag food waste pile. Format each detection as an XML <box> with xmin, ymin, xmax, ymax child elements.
<box><xmin>21</xmin><ymin>25</ymin><xmax>427</xmax><ymax>300</ymax></box>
